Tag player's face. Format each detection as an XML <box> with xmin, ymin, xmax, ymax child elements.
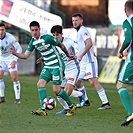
<box><xmin>52</xmin><ymin>32</ymin><xmax>62</xmax><ymax>42</ymax></box>
<box><xmin>124</xmin><ymin>7</ymin><xmax>128</xmax><ymax>17</ymax></box>
<box><xmin>0</xmin><ymin>26</ymin><xmax>6</xmax><ymax>39</ymax></box>
<box><xmin>72</xmin><ymin>16</ymin><xmax>83</xmax><ymax>29</ymax></box>
<box><xmin>30</xmin><ymin>26</ymin><xmax>40</xmax><ymax>40</ymax></box>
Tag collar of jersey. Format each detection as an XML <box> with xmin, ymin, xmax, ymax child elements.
<box><xmin>61</xmin><ymin>37</ymin><xmax>64</xmax><ymax>43</ymax></box>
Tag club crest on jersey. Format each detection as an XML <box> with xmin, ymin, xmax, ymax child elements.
<box><xmin>84</xmin><ymin>33</ymin><xmax>88</xmax><ymax>36</ymax></box>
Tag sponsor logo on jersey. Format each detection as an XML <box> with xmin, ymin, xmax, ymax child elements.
<box><xmin>53</xmin><ymin>76</ymin><xmax>60</xmax><ymax>80</ymax></box>
<box><xmin>68</xmin><ymin>77</ymin><xmax>74</xmax><ymax>81</ymax></box>
<box><xmin>86</xmin><ymin>72</ymin><xmax>91</xmax><ymax>76</ymax></box>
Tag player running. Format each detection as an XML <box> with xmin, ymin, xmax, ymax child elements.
<box><xmin>10</xmin><ymin>21</ymin><xmax>77</xmax><ymax>116</ymax></box>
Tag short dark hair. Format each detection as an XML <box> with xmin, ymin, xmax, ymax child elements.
<box><xmin>29</xmin><ymin>21</ymin><xmax>40</xmax><ymax>28</ymax></box>
<box><xmin>72</xmin><ymin>13</ymin><xmax>83</xmax><ymax>19</ymax></box>
<box><xmin>0</xmin><ymin>23</ymin><xmax>5</xmax><ymax>27</ymax></box>
<box><xmin>125</xmin><ymin>0</ymin><xmax>133</xmax><ymax>11</ymax></box>
<box><xmin>51</xmin><ymin>25</ymin><xmax>62</xmax><ymax>34</ymax></box>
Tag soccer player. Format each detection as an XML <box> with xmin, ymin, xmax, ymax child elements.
<box><xmin>50</xmin><ymin>25</ymin><xmax>85</xmax><ymax>114</ymax></box>
<box><xmin>116</xmin><ymin>0</ymin><xmax>133</xmax><ymax>126</ymax></box>
<box><xmin>72</xmin><ymin>13</ymin><xmax>111</xmax><ymax>110</ymax></box>
<box><xmin>0</xmin><ymin>23</ymin><xmax>22</xmax><ymax>104</ymax></box>
<box><xmin>10</xmin><ymin>21</ymin><xmax>77</xmax><ymax>116</ymax></box>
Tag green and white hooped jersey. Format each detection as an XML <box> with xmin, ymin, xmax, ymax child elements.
<box><xmin>27</xmin><ymin>34</ymin><xmax>64</xmax><ymax>69</ymax></box>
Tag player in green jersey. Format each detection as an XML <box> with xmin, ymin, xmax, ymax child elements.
<box><xmin>10</xmin><ymin>21</ymin><xmax>77</xmax><ymax>116</ymax></box>
<box><xmin>116</xmin><ymin>0</ymin><xmax>133</xmax><ymax>126</ymax></box>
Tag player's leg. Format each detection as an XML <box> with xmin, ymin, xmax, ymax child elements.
<box><xmin>86</xmin><ymin>61</ymin><xmax>110</xmax><ymax>110</ymax></box>
<box><xmin>89</xmin><ymin>78</ymin><xmax>111</xmax><ymax>110</ymax></box>
<box><xmin>9</xmin><ymin>61</ymin><xmax>21</xmax><ymax>104</ymax></box>
<box><xmin>53</xmin><ymin>84</ymin><xmax>77</xmax><ymax>116</ymax></box>
<box><xmin>76</xmin><ymin>79</ymin><xmax>90</xmax><ymax>108</ymax></box>
<box><xmin>70</xmin><ymin>89</ymin><xmax>82</xmax><ymax>97</ymax></box>
<box><xmin>64</xmin><ymin>69</ymin><xmax>80</xmax><ymax>96</ymax></box>
<box><xmin>79</xmin><ymin>82</ymin><xmax>90</xmax><ymax>106</ymax></box>
<box><xmin>0</xmin><ymin>61</ymin><xmax>6</xmax><ymax>103</ymax></box>
<box><xmin>56</xmin><ymin>79</ymin><xmax>69</xmax><ymax>114</ymax></box>
<box><xmin>52</xmin><ymin>68</ymin><xmax>77</xmax><ymax>116</ymax></box>
<box><xmin>76</xmin><ymin>66</ymin><xmax>90</xmax><ymax>107</ymax></box>
<box><xmin>0</xmin><ymin>70</ymin><xmax>5</xmax><ymax>103</ymax></box>
<box><xmin>31</xmin><ymin>68</ymin><xmax>50</xmax><ymax>116</ymax></box>
<box><xmin>116</xmin><ymin>62</ymin><xmax>133</xmax><ymax>126</ymax></box>
<box><xmin>37</xmin><ymin>68</ymin><xmax>51</xmax><ymax>109</ymax></box>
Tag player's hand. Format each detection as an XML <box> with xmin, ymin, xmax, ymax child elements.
<box><xmin>9</xmin><ymin>60</ymin><xmax>16</xmax><ymax>69</ymax></box>
<box><xmin>77</xmin><ymin>54</ymin><xmax>83</xmax><ymax>62</ymax></box>
<box><xmin>36</xmin><ymin>58</ymin><xmax>44</xmax><ymax>64</ymax></box>
<box><xmin>10</xmin><ymin>47</ymin><xmax>15</xmax><ymax>55</ymax></box>
<box><xmin>117</xmin><ymin>52</ymin><xmax>123</xmax><ymax>59</ymax></box>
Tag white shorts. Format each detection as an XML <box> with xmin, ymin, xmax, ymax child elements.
<box><xmin>61</xmin><ymin>69</ymin><xmax>80</xmax><ymax>87</ymax></box>
<box><xmin>78</xmin><ymin>60</ymin><xmax>98</xmax><ymax>80</ymax></box>
<box><xmin>0</xmin><ymin>60</ymin><xmax>18</xmax><ymax>72</ymax></box>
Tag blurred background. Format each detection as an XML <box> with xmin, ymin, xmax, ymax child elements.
<box><xmin>0</xmin><ymin>0</ymin><xmax>127</xmax><ymax>83</ymax></box>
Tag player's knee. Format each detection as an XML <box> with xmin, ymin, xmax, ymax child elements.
<box><xmin>89</xmin><ymin>80</ymin><xmax>94</xmax><ymax>86</ymax></box>
<box><xmin>76</xmin><ymin>80</ymin><xmax>81</xmax><ymax>88</ymax></box>
<box><xmin>37</xmin><ymin>79</ymin><xmax>46</xmax><ymax>88</ymax></box>
<box><xmin>116</xmin><ymin>82</ymin><xmax>122</xmax><ymax>89</ymax></box>
<box><xmin>11</xmin><ymin>76</ymin><xmax>18</xmax><ymax>82</ymax></box>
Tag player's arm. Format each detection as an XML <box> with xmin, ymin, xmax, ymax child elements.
<box><xmin>82</xmin><ymin>38</ymin><xmax>92</xmax><ymax>56</ymax></box>
<box><xmin>58</xmin><ymin>42</ymin><xmax>69</xmax><ymax>57</ymax></box>
<box><xmin>118</xmin><ymin>21</ymin><xmax>132</xmax><ymax>58</ymax></box>
<box><xmin>78</xmin><ymin>38</ymin><xmax>92</xmax><ymax>61</ymax></box>
<box><xmin>58</xmin><ymin>42</ymin><xmax>75</xmax><ymax>59</ymax></box>
<box><xmin>10</xmin><ymin>48</ymin><xmax>31</xmax><ymax>59</ymax></box>
<box><xmin>10</xmin><ymin>39</ymin><xmax>23</xmax><ymax>68</ymax></box>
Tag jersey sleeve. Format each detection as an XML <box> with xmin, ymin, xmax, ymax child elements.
<box><xmin>119</xmin><ymin>20</ymin><xmax>132</xmax><ymax>53</ymax></box>
<box><xmin>26</xmin><ymin>38</ymin><xmax>35</xmax><ymax>52</ymax></box>
<box><xmin>10</xmin><ymin>34</ymin><xmax>22</xmax><ymax>61</ymax></box>
<box><xmin>47</xmin><ymin>35</ymin><xmax>59</xmax><ymax>46</ymax></box>
<box><xmin>80</xmin><ymin>27</ymin><xmax>91</xmax><ymax>41</ymax></box>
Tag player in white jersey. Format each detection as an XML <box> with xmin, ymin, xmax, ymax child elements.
<box><xmin>0</xmin><ymin>23</ymin><xmax>22</xmax><ymax>104</ymax></box>
<box><xmin>50</xmin><ymin>25</ymin><xmax>86</xmax><ymax>114</ymax></box>
<box><xmin>72</xmin><ymin>13</ymin><xmax>111</xmax><ymax>110</ymax></box>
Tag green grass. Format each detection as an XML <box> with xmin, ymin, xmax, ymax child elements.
<box><xmin>1</xmin><ymin>75</ymin><xmax>133</xmax><ymax>133</ymax></box>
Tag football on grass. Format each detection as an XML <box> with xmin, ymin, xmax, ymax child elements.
<box><xmin>43</xmin><ymin>96</ymin><xmax>56</xmax><ymax>110</ymax></box>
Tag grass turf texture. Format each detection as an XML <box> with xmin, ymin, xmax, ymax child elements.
<box><xmin>1</xmin><ymin>75</ymin><xmax>133</xmax><ymax>133</ymax></box>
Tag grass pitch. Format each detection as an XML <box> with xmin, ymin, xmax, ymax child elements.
<box><xmin>0</xmin><ymin>75</ymin><xmax>133</xmax><ymax>133</ymax></box>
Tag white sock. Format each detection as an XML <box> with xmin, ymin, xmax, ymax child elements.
<box><xmin>77</xmin><ymin>86</ymin><xmax>88</xmax><ymax>101</ymax></box>
<box><xmin>13</xmin><ymin>81</ymin><xmax>21</xmax><ymax>100</ymax></box>
<box><xmin>97</xmin><ymin>88</ymin><xmax>108</xmax><ymax>104</ymax></box>
<box><xmin>70</xmin><ymin>90</ymin><xmax>82</xmax><ymax>97</ymax></box>
<box><xmin>57</xmin><ymin>96</ymin><xmax>69</xmax><ymax>109</ymax></box>
<box><xmin>0</xmin><ymin>79</ymin><xmax>5</xmax><ymax>97</ymax></box>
